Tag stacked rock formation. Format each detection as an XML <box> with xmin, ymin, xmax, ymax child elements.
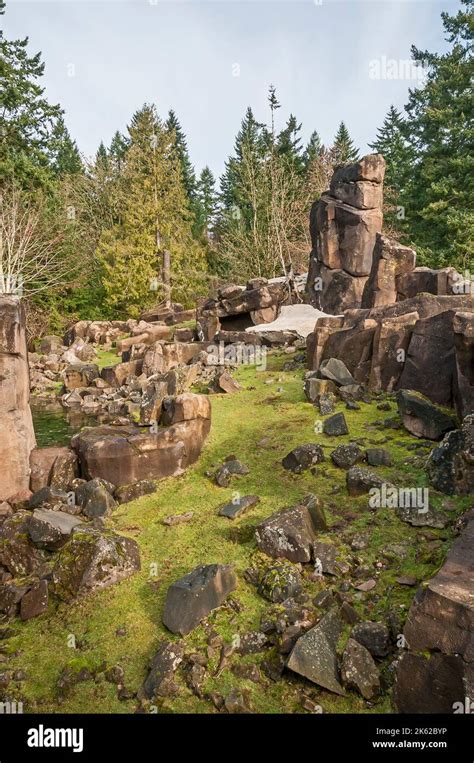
<box><xmin>307</xmin><ymin>155</ymin><xmax>385</xmax><ymax>313</ymax></box>
<box><xmin>197</xmin><ymin>277</ymin><xmax>292</xmax><ymax>342</ymax></box>
<box><xmin>0</xmin><ymin>297</ymin><xmax>36</xmax><ymax>501</ymax></box>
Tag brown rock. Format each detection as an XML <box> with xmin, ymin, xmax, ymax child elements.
<box><xmin>362</xmin><ymin>234</ymin><xmax>416</xmax><ymax>308</ymax></box>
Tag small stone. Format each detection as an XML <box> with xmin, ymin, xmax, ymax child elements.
<box><xmin>352</xmin><ymin>621</ymin><xmax>390</xmax><ymax>658</ymax></box>
<box><xmin>218</xmin><ymin>495</ymin><xmax>260</xmax><ymax>520</ymax></box>
<box><xmin>341</xmin><ymin>638</ymin><xmax>380</xmax><ymax>700</ymax></box>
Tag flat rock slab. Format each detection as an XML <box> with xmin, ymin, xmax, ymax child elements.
<box><xmin>162</xmin><ymin>564</ymin><xmax>237</xmax><ymax>635</ymax></box>
<box><xmin>287</xmin><ymin>609</ymin><xmax>345</xmax><ymax>695</ymax></box>
<box><xmin>28</xmin><ymin>510</ymin><xmax>83</xmax><ymax>550</ymax></box>
<box><xmin>219</xmin><ymin>495</ymin><xmax>260</xmax><ymax>519</ymax></box>
<box><xmin>246</xmin><ymin>305</ymin><xmax>330</xmax><ymax>339</ymax></box>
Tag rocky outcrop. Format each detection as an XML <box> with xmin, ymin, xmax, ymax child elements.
<box><xmin>361</xmin><ymin>234</ymin><xmax>416</xmax><ymax>308</ymax></box>
<box><xmin>71</xmin><ymin>393</ymin><xmax>211</xmax><ymax>486</ymax></box>
<box><xmin>197</xmin><ymin>278</ymin><xmax>290</xmax><ymax>342</ymax></box>
<box><xmin>306</xmin><ymin>295</ymin><xmax>474</xmax><ymax>416</ymax></box>
<box><xmin>0</xmin><ymin>297</ymin><xmax>36</xmax><ymax>501</ymax></box>
<box><xmin>307</xmin><ymin>155</ymin><xmax>385</xmax><ymax>313</ymax></box>
<box><xmin>393</xmin><ymin>511</ymin><xmax>474</xmax><ymax>713</ymax></box>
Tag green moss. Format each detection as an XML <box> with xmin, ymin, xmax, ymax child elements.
<box><xmin>9</xmin><ymin>351</ymin><xmax>468</xmax><ymax>714</ymax></box>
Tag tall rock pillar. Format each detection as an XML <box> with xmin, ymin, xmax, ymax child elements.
<box><xmin>0</xmin><ymin>296</ymin><xmax>36</xmax><ymax>500</ymax></box>
<box><xmin>307</xmin><ymin>154</ymin><xmax>385</xmax><ymax>313</ymax></box>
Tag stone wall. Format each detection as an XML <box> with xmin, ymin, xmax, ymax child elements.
<box><xmin>0</xmin><ymin>297</ymin><xmax>36</xmax><ymax>501</ymax></box>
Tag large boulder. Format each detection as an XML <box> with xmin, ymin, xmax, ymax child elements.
<box><xmin>0</xmin><ymin>511</ymin><xmax>48</xmax><ymax>577</ymax></box>
<box><xmin>393</xmin><ymin>511</ymin><xmax>474</xmax><ymax>712</ymax></box>
<box><xmin>426</xmin><ymin>415</ymin><xmax>474</xmax><ymax>495</ymax></box>
<box><xmin>51</xmin><ymin>527</ymin><xmax>140</xmax><ymax>601</ymax></box>
<box><xmin>0</xmin><ymin>297</ymin><xmax>36</xmax><ymax>501</ymax></box>
<box><xmin>30</xmin><ymin>446</ymin><xmax>78</xmax><ymax>492</ymax></box>
<box><xmin>162</xmin><ymin>564</ymin><xmax>237</xmax><ymax>635</ymax></box>
<box><xmin>307</xmin><ymin>155</ymin><xmax>385</xmax><ymax>313</ymax></box>
<box><xmin>368</xmin><ymin>312</ymin><xmax>419</xmax><ymax>391</ymax></box>
<box><xmin>71</xmin><ymin>394</ymin><xmax>211</xmax><ymax>486</ymax></box>
<box><xmin>452</xmin><ymin>311</ymin><xmax>474</xmax><ymax>420</ymax></box>
<box><xmin>396</xmin><ymin>390</ymin><xmax>457</xmax><ymax>441</ymax></box>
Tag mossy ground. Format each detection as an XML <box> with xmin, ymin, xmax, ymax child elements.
<box><xmin>7</xmin><ymin>352</ymin><xmax>470</xmax><ymax>714</ymax></box>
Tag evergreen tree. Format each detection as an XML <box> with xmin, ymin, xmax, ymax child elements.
<box><xmin>0</xmin><ymin>0</ymin><xmax>63</xmax><ymax>189</ymax></box>
<box><xmin>303</xmin><ymin>130</ymin><xmax>324</xmax><ymax>168</ymax></box>
<box><xmin>165</xmin><ymin>109</ymin><xmax>196</xmax><ymax>202</ymax></box>
<box><xmin>332</xmin><ymin>121</ymin><xmax>360</xmax><ymax>165</ymax></box>
<box><xmin>369</xmin><ymin>105</ymin><xmax>415</xmax><ymax>235</ymax></box>
<box><xmin>109</xmin><ymin>130</ymin><xmax>129</xmax><ymax>172</ymax></box>
<box><xmin>402</xmin><ymin>0</ymin><xmax>473</xmax><ymax>269</ymax></box>
<box><xmin>276</xmin><ymin>114</ymin><xmax>304</xmax><ymax>172</ymax></box>
<box><xmin>196</xmin><ymin>166</ymin><xmax>218</xmax><ymax>238</ymax></box>
<box><xmin>219</xmin><ymin>106</ymin><xmax>265</xmax><ymax>232</ymax></box>
<box><xmin>96</xmin><ymin>104</ymin><xmax>207</xmax><ymax>316</ymax></box>
<box><xmin>49</xmin><ymin>116</ymin><xmax>82</xmax><ymax>176</ymax></box>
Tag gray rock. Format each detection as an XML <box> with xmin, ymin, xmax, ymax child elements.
<box><xmin>351</xmin><ymin>621</ymin><xmax>390</xmax><ymax>658</ymax></box>
<box><xmin>255</xmin><ymin>504</ymin><xmax>318</xmax><ymax>563</ymax></box>
<box><xmin>282</xmin><ymin>444</ymin><xmax>325</xmax><ymax>473</ymax></box>
<box><xmin>331</xmin><ymin>443</ymin><xmax>364</xmax><ymax>469</ymax></box>
<box><xmin>341</xmin><ymin>637</ymin><xmax>380</xmax><ymax>699</ymax></box>
<box><xmin>139</xmin><ymin>640</ymin><xmax>185</xmax><ymax>699</ymax></box>
<box><xmin>51</xmin><ymin>527</ymin><xmax>141</xmax><ymax>601</ymax></box>
<box><xmin>162</xmin><ymin>564</ymin><xmax>237</xmax><ymax>635</ymax></box>
<box><xmin>426</xmin><ymin>414</ymin><xmax>474</xmax><ymax>495</ymax></box>
<box><xmin>76</xmin><ymin>479</ymin><xmax>117</xmax><ymax>519</ymax></box>
<box><xmin>218</xmin><ymin>495</ymin><xmax>260</xmax><ymax>520</ymax></box>
<box><xmin>287</xmin><ymin>609</ymin><xmax>345</xmax><ymax>695</ymax></box>
<box><xmin>28</xmin><ymin>509</ymin><xmax>82</xmax><ymax>550</ymax></box>
<box><xmin>214</xmin><ymin>460</ymin><xmax>249</xmax><ymax>487</ymax></box>
<box><xmin>318</xmin><ymin>358</ymin><xmax>356</xmax><ymax>387</ymax></box>
<box><xmin>346</xmin><ymin>466</ymin><xmax>387</xmax><ymax>496</ymax></box>
<box><xmin>366</xmin><ymin>448</ymin><xmax>392</xmax><ymax>466</ymax></box>
<box><xmin>257</xmin><ymin>562</ymin><xmax>302</xmax><ymax>603</ymax></box>
<box><xmin>323</xmin><ymin>413</ymin><xmax>349</xmax><ymax>437</ymax></box>
<box><xmin>396</xmin><ymin>390</ymin><xmax>457</xmax><ymax>441</ymax></box>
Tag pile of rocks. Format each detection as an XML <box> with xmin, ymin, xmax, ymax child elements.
<box><xmin>0</xmin><ymin>482</ymin><xmax>141</xmax><ymax>621</ymax></box>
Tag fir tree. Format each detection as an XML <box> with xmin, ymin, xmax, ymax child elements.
<box><xmin>369</xmin><ymin>105</ymin><xmax>414</xmax><ymax>235</ymax></box>
<box><xmin>402</xmin><ymin>0</ymin><xmax>473</xmax><ymax>269</ymax></box>
<box><xmin>0</xmin><ymin>0</ymin><xmax>63</xmax><ymax>189</ymax></box>
<box><xmin>196</xmin><ymin>166</ymin><xmax>218</xmax><ymax>238</ymax></box>
<box><xmin>303</xmin><ymin>130</ymin><xmax>324</xmax><ymax>168</ymax></box>
<box><xmin>332</xmin><ymin>121</ymin><xmax>360</xmax><ymax>165</ymax></box>
<box><xmin>49</xmin><ymin>116</ymin><xmax>82</xmax><ymax>176</ymax></box>
<box><xmin>97</xmin><ymin>104</ymin><xmax>207</xmax><ymax>316</ymax></box>
<box><xmin>165</xmin><ymin>109</ymin><xmax>196</xmax><ymax>202</ymax></box>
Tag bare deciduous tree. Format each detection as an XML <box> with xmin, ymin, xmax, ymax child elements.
<box><xmin>0</xmin><ymin>185</ymin><xmax>76</xmax><ymax>297</ymax></box>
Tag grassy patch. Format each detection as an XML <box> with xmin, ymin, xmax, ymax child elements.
<box><xmin>9</xmin><ymin>352</ymin><xmax>469</xmax><ymax>714</ymax></box>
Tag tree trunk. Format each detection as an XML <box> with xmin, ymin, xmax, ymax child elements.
<box><xmin>162</xmin><ymin>249</ymin><xmax>171</xmax><ymax>308</ymax></box>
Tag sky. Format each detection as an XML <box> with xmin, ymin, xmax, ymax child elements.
<box><xmin>3</xmin><ymin>0</ymin><xmax>458</xmax><ymax>179</ymax></box>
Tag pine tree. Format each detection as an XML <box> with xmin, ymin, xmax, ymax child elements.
<box><xmin>165</xmin><ymin>109</ymin><xmax>196</xmax><ymax>202</ymax></box>
<box><xmin>0</xmin><ymin>0</ymin><xmax>63</xmax><ymax>189</ymax></box>
<box><xmin>303</xmin><ymin>131</ymin><xmax>324</xmax><ymax>168</ymax></box>
<box><xmin>402</xmin><ymin>0</ymin><xmax>473</xmax><ymax>270</ymax></box>
<box><xmin>276</xmin><ymin>115</ymin><xmax>304</xmax><ymax>172</ymax></box>
<box><xmin>109</xmin><ymin>130</ymin><xmax>129</xmax><ymax>172</ymax></box>
<box><xmin>369</xmin><ymin>105</ymin><xmax>414</xmax><ymax>236</ymax></box>
<box><xmin>49</xmin><ymin>116</ymin><xmax>82</xmax><ymax>176</ymax></box>
<box><xmin>96</xmin><ymin>104</ymin><xmax>208</xmax><ymax>316</ymax></box>
<box><xmin>219</xmin><ymin>106</ymin><xmax>265</xmax><ymax>219</ymax></box>
<box><xmin>196</xmin><ymin>166</ymin><xmax>218</xmax><ymax>238</ymax></box>
<box><xmin>332</xmin><ymin>121</ymin><xmax>360</xmax><ymax>165</ymax></box>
